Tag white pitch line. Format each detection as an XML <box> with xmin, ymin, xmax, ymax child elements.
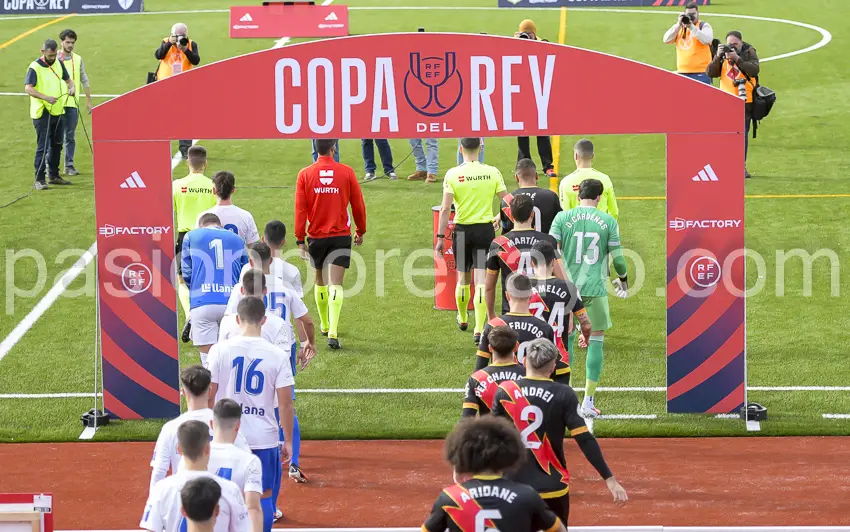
<box><xmin>0</xmin><ymin>242</ymin><xmax>97</xmax><ymax>364</ymax></box>
<box><xmin>0</xmin><ymin>92</ymin><xmax>121</xmax><ymax>98</ymax></box>
<box><xmin>0</xmin><ymin>7</ymin><xmax>829</xmax><ymax>65</ymax></box>
<box><xmin>78</xmin><ymin>425</ymin><xmax>99</xmax><ymax>440</ymax></box>
<box><xmin>823</xmin><ymin>414</ymin><xmax>850</xmax><ymax>419</ymax></box>
<box><xmin>0</xmin><ymin>140</ymin><xmax>191</xmax><ymax>367</ymax></box>
<box><xmin>750</xmin><ymin>386</ymin><xmax>850</xmax><ymax>392</ymax></box>
<box><xmin>715</xmin><ymin>413</ymin><xmax>741</xmax><ymax>419</ymax></box>
<box><xmin>598</xmin><ymin>414</ymin><xmax>657</xmax><ymax>420</ymax></box>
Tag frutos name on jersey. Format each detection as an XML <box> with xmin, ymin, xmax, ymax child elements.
<box><xmin>510</xmin><ymin>320</ymin><xmax>545</xmax><ymax>337</ymax></box>
<box><xmin>463</xmin><ymin>485</ymin><xmax>518</xmax><ymax>504</ymax></box>
<box><xmin>563</xmin><ymin>211</ymin><xmax>609</xmax><ymax>230</ymax></box>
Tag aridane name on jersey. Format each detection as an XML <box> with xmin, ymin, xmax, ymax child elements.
<box><xmin>497</xmin><ymin>380</ymin><xmax>569</xmax><ymax>485</ymax></box>
<box><xmin>442</xmin><ymin>483</ymin><xmax>506</xmax><ymax>530</ymax></box>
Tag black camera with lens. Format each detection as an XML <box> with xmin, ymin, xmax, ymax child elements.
<box><xmin>680</xmin><ymin>13</ymin><xmax>695</xmax><ymax>25</ymax></box>
<box><xmin>517</xmin><ymin>31</ymin><xmax>532</xmax><ymax>40</ymax></box>
<box><xmin>174</xmin><ymin>35</ymin><xmax>189</xmax><ymax>46</ymax></box>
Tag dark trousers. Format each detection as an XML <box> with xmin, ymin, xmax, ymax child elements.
<box><xmin>179</xmin><ymin>139</ymin><xmax>192</xmax><ymax>158</ymax></box>
<box><xmin>33</xmin><ymin>112</ymin><xmax>64</xmax><ymax>183</ymax></box>
<box><xmin>744</xmin><ymin>103</ymin><xmax>753</xmax><ymax>161</ymax></box>
<box><xmin>517</xmin><ymin>136</ymin><xmax>554</xmax><ymax>172</ymax></box>
<box><xmin>361</xmin><ymin>139</ymin><xmax>394</xmax><ymax>174</ymax></box>
<box><xmin>62</xmin><ymin>106</ymin><xmax>78</xmax><ymax>169</ymax></box>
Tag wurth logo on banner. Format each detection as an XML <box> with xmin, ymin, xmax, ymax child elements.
<box><xmin>119</xmin><ymin>171</ymin><xmax>146</xmax><ymax>189</ymax></box>
<box><xmin>239</xmin><ymin>13</ymin><xmax>253</xmax><ymax>22</ymax></box>
<box><xmin>691</xmin><ymin>164</ymin><xmax>719</xmax><ymax>182</ymax></box>
<box><xmin>324</xmin><ymin>12</ymin><xmax>338</xmax><ymax>21</ymax></box>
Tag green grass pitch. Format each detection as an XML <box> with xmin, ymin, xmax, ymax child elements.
<box><xmin>0</xmin><ymin>0</ymin><xmax>848</xmax><ymax>442</ymax></box>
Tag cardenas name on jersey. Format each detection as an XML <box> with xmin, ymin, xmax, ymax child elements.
<box><xmin>563</xmin><ymin>210</ymin><xmax>609</xmax><ymax>230</ymax></box>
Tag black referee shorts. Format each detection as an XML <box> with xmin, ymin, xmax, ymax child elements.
<box><xmin>307</xmin><ymin>235</ymin><xmax>352</xmax><ymax>270</ymax></box>
<box><xmin>452</xmin><ymin>223</ymin><xmax>495</xmax><ymax>273</ymax></box>
<box><xmin>175</xmin><ymin>231</ymin><xmax>187</xmax><ymax>276</ymax></box>
<box><xmin>544</xmin><ymin>493</ymin><xmax>570</xmax><ymax>527</ymax></box>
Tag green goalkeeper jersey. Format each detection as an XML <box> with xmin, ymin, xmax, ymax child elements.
<box><xmin>549</xmin><ymin>206</ymin><xmax>621</xmax><ymax>297</ymax></box>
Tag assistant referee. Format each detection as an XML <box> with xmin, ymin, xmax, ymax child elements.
<box><xmin>173</xmin><ymin>145</ymin><xmax>216</xmax><ymax>342</ymax></box>
<box><xmin>436</xmin><ymin>137</ymin><xmax>507</xmax><ymax>345</ymax></box>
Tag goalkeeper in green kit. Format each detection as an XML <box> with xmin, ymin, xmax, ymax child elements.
<box><xmin>549</xmin><ymin>179</ymin><xmax>628</xmax><ymax>419</ymax></box>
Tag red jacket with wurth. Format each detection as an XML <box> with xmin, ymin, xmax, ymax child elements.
<box><xmin>295</xmin><ymin>156</ymin><xmax>367</xmax><ymax>240</ymax></box>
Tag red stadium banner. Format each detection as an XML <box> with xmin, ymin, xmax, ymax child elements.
<box><xmin>229</xmin><ymin>4</ymin><xmax>349</xmax><ymax>38</ymax></box>
<box><xmin>666</xmin><ymin>134</ymin><xmax>746</xmax><ymax>413</ymax></box>
<box><xmin>92</xmin><ymin>33</ymin><xmax>744</xmax><ymax>417</ymax></box>
<box><xmin>94</xmin><ymin>141</ymin><xmax>181</xmax><ymax>419</ymax></box>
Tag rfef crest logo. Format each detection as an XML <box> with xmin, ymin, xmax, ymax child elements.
<box><xmin>403</xmin><ymin>52</ymin><xmax>463</xmax><ymax>117</ymax></box>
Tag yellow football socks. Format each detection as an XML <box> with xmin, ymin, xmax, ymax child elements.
<box><xmin>473</xmin><ymin>284</ymin><xmax>487</xmax><ymax>335</ymax></box>
<box><xmin>314</xmin><ymin>285</ymin><xmax>329</xmax><ymax>334</ymax></box>
<box><xmin>328</xmin><ymin>285</ymin><xmax>344</xmax><ymax>339</ymax></box>
<box><xmin>455</xmin><ymin>284</ymin><xmax>470</xmax><ymax>325</ymax></box>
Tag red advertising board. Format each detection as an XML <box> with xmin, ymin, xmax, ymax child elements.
<box><xmin>93</xmin><ymin>33</ymin><xmax>745</xmax><ymax>417</ymax></box>
<box><xmin>230</xmin><ymin>4</ymin><xmax>349</xmax><ymax>38</ymax></box>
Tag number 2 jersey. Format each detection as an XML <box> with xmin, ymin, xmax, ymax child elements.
<box><xmin>475</xmin><ymin>314</ymin><xmax>570</xmax><ymax>384</ymax></box>
<box><xmin>422</xmin><ymin>476</ymin><xmax>562</xmax><ymax>532</ymax></box>
<box><xmin>462</xmin><ymin>362</ymin><xmax>525</xmax><ymax>417</ymax></box>
<box><xmin>491</xmin><ymin>378</ymin><xmax>591</xmax><ymax>498</ymax></box>
<box><xmin>486</xmin><ymin>228</ymin><xmax>560</xmax><ymax>314</ymax></box>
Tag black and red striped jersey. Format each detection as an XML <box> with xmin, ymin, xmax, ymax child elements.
<box><xmin>462</xmin><ymin>362</ymin><xmax>525</xmax><ymax>417</ymax></box>
<box><xmin>491</xmin><ymin>377</ymin><xmax>590</xmax><ymax>498</ymax></box>
<box><xmin>486</xmin><ymin>229</ymin><xmax>559</xmax><ymax>314</ymax></box>
<box><xmin>530</xmin><ymin>276</ymin><xmax>586</xmax><ymax>361</ymax></box>
<box><xmin>422</xmin><ymin>476</ymin><xmax>562</xmax><ymax>532</ymax></box>
<box><xmin>475</xmin><ymin>314</ymin><xmax>569</xmax><ymax>384</ymax></box>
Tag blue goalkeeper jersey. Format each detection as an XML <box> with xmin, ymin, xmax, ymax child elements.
<box><xmin>181</xmin><ymin>227</ymin><xmax>248</xmax><ymax>308</ymax></box>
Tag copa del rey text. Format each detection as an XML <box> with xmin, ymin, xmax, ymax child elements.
<box><xmin>274</xmin><ymin>55</ymin><xmax>556</xmax><ymax>135</ymax></box>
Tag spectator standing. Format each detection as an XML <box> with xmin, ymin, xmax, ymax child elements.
<box><xmin>155</xmin><ymin>23</ymin><xmax>200</xmax><ymax>159</ymax></box>
<box><xmin>25</xmin><ymin>39</ymin><xmax>75</xmax><ymax>190</ymax></box>
<box><xmin>57</xmin><ymin>29</ymin><xmax>92</xmax><ymax>177</ymax></box>
<box><xmin>707</xmin><ymin>31</ymin><xmax>759</xmax><ymax>178</ymax></box>
<box><xmin>663</xmin><ymin>2</ymin><xmax>714</xmax><ymax>84</ymax></box>
<box><xmin>361</xmin><ymin>139</ymin><xmax>396</xmax><ymax>181</ymax></box>
<box><xmin>407</xmin><ymin>138</ymin><xmax>439</xmax><ymax>183</ymax></box>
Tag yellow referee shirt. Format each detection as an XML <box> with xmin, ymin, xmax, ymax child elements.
<box><xmin>172</xmin><ymin>173</ymin><xmax>216</xmax><ymax>233</ymax></box>
<box><xmin>558</xmin><ymin>167</ymin><xmax>619</xmax><ymax>220</ymax></box>
<box><xmin>443</xmin><ymin>161</ymin><xmax>507</xmax><ymax>225</ymax></box>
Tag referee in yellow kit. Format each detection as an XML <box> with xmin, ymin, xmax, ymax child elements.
<box><xmin>436</xmin><ymin>138</ymin><xmax>508</xmax><ymax>345</ymax></box>
<box><xmin>173</xmin><ymin>145</ymin><xmax>216</xmax><ymax>342</ymax></box>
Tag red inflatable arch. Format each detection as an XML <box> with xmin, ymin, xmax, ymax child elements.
<box><xmin>92</xmin><ymin>33</ymin><xmax>745</xmax><ymax>418</ymax></box>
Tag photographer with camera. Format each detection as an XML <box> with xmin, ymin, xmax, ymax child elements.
<box><xmin>513</xmin><ymin>20</ymin><xmax>556</xmax><ymax>180</ymax></box>
<box><xmin>663</xmin><ymin>2</ymin><xmax>713</xmax><ymax>84</ymax></box>
<box><xmin>154</xmin><ymin>23</ymin><xmax>200</xmax><ymax>159</ymax></box>
<box><xmin>707</xmin><ymin>30</ymin><xmax>759</xmax><ymax>178</ymax></box>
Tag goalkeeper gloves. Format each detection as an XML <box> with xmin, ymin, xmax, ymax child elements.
<box><xmin>612</xmin><ymin>276</ymin><xmax>629</xmax><ymax>299</ymax></box>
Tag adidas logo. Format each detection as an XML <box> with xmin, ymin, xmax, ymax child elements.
<box><xmin>239</xmin><ymin>13</ymin><xmax>253</xmax><ymax>22</ymax></box>
<box><xmin>324</xmin><ymin>12</ymin><xmax>338</xmax><ymax>21</ymax></box>
<box><xmin>119</xmin><ymin>171</ymin><xmax>146</xmax><ymax>189</ymax></box>
<box><xmin>692</xmin><ymin>164</ymin><xmax>719</xmax><ymax>182</ymax></box>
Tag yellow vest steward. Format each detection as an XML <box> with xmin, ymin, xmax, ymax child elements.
<box><xmin>29</xmin><ymin>60</ymin><xmax>65</xmax><ymax>119</ymax></box>
<box><xmin>719</xmin><ymin>60</ymin><xmax>755</xmax><ymax>103</ymax></box>
<box><xmin>156</xmin><ymin>38</ymin><xmax>194</xmax><ymax>80</ymax></box>
<box><xmin>676</xmin><ymin>22</ymin><xmax>711</xmax><ymax>74</ymax></box>
<box><xmin>60</xmin><ymin>52</ymin><xmax>82</xmax><ymax>109</ymax></box>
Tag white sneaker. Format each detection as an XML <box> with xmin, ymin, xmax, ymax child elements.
<box><xmin>364</xmin><ymin>172</ymin><xmax>377</xmax><ymax>181</ymax></box>
<box><xmin>388</xmin><ymin>171</ymin><xmax>398</xmax><ymax>180</ymax></box>
<box><xmin>580</xmin><ymin>405</ymin><xmax>601</xmax><ymax>419</ymax></box>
